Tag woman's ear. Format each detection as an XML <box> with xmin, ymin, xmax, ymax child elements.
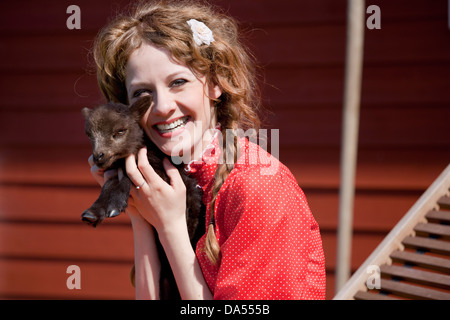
<box><xmin>209</xmin><ymin>83</ymin><xmax>222</xmax><ymax>100</ymax></box>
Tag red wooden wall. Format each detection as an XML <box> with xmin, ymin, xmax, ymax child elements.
<box><xmin>0</xmin><ymin>0</ymin><xmax>449</xmax><ymax>299</ymax></box>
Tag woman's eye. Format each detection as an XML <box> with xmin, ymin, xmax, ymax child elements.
<box><xmin>133</xmin><ymin>89</ymin><xmax>152</xmax><ymax>98</ymax></box>
<box><xmin>170</xmin><ymin>79</ymin><xmax>187</xmax><ymax>87</ymax></box>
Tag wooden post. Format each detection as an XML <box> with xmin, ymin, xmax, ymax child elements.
<box><xmin>335</xmin><ymin>0</ymin><xmax>366</xmax><ymax>293</ymax></box>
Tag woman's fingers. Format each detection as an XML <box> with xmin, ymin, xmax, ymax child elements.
<box><xmin>126</xmin><ymin>148</ymin><xmax>185</xmax><ymax>194</ymax></box>
<box><xmin>125</xmin><ymin>153</ymin><xmax>142</xmax><ymax>192</ymax></box>
<box><xmin>125</xmin><ymin>148</ymin><xmax>156</xmax><ymax>191</ymax></box>
<box><xmin>163</xmin><ymin>157</ymin><xmax>185</xmax><ymax>193</ymax></box>
<box><xmin>88</xmin><ymin>154</ymin><xmax>106</xmax><ymax>186</ymax></box>
<box><xmin>124</xmin><ymin>148</ymin><xmax>188</xmax><ymax>231</ymax></box>
<box><xmin>88</xmin><ymin>154</ymin><xmax>95</xmax><ymax>167</ymax></box>
<box><xmin>88</xmin><ymin>154</ymin><xmax>118</xmax><ymax>187</ymax></box>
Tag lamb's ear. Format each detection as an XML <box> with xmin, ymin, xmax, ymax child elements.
<box><xmin>129</xmin><ymin>96</ymin><xmax>152</xmax><ymax>118</ymax></box>
<box><xmin>81</xmin><ymin>107</ymin><xmax>92</xmax><ymax>119</ymax></box>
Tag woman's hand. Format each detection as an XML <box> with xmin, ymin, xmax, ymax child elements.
<box><xmin>89</xmin><ymin>149</ymin><xmax>210</xmax><ymax>299</ymax></box>
<box><xmin>125</xmin><ymin>148</ymin><xmax>187</xmax><ymax>233</ymax></box>
<box><xmin>126</xmin><ymin>148</ymin><xmax>212</xmax><ymax>299</ymax></box>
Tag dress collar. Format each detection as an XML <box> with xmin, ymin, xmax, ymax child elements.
<box><xmin>184</xmin><ymin>126</ymin><xmax>221</xmax><ymax>187</ymax></box>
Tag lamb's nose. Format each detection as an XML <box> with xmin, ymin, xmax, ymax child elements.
<box><xmin>93</xmin><ymin>152</ymin><xmax>104</xmax><ymax>163</ymax></box>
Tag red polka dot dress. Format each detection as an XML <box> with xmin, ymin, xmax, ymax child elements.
<box><xmin>187</xmin><ymin>136</ymin><xmax>326</xmax><ymax>300</ymax></box>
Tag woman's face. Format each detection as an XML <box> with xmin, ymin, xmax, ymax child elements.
<box><xmin>125</xmin><ymin>43</ymin><xmax>221</xmax><ymax>163</ymax></box>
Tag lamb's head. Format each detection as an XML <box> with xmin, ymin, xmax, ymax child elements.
<box><xmin>82</xmin><ymin>97</ymin><xmax>151</xmax><ymax>169</ymax></box>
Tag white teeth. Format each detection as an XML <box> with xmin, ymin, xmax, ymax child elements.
<box><xmin>156</xmin><ymin>116</ymin><xmax>188</xmax><ymax>133</ymax></box>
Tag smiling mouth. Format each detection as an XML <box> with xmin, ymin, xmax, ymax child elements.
<box><xmin>154</xmin><ymin>116</ymin><xmax>190</xmax><ymax>134</ymax></box>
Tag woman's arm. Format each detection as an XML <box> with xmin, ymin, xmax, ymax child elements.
<box><xmin>157</xmin><ymin>219</ymin><xmax>213</xmax><ymax>300</ymax></box>
<box><xmin>128</xmin><ymin>210</ymin><xmax>161</xmax><ymax>300</ymax></box>
<box><xmin>88</xmin><ymin>155</ymin><xmax>161</xmax><ymax>299</ymax></box>
<box><xmin>126</xmin><ymin>148</ymin><xmax>212</xmax><ymax>300</ymax></box>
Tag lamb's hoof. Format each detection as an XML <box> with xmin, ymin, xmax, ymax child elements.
<box><xmin>81</xmin><ymin>210</ymin><xmax>101</xmax><ymax>227</ymax></box>
<box><xmin>107</xmin><ymin>209</ymin><xmax>120</xmax><ymax>218</ymax></box>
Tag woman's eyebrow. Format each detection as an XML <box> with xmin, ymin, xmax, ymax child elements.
<box><xmin>165</xmin><ymin>70</ymin><xmax>192</xmax><ymax>80</ymax></box>
<box><xmin>127</xmin><ymin>81</ymin><xmax>150</xmax><ymax>95</ymax></box>
<box><xmin>128</xmin><ymin>81</ymin><xmax>148</xmax><ymax>89</ymax></box>
<box><xmin>127</xmin><ymin>70</ymin><xmax>194</xmax><ymax>93</ymax></box>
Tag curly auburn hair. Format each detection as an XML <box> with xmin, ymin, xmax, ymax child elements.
<box><xmin>93</xmin><ymin>0</ymin><xmax>262</xmax><ymax>265</ymax></box>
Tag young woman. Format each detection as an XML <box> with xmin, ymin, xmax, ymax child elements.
<box><xmin>89</xmin><ymin>0</ymin><xmax>326</xmax><ymax>300</ymax></box>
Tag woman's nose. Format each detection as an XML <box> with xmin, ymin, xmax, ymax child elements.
<box><xmin>152</xmin><ymin>90</ymin><xmax>176</xmax><ymax>116</ymax></box>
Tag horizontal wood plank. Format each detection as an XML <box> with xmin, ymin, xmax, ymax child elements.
<box><xmin>354</xmin><ymin>290</ymin><xmax>400</xmax><ymax>300</ymax></box>
<box><xmin>252</xmin><ymin>20</ymin><xmax>450</xmax><ymax>67</ymax></box>
<box><xmin>379</xmin><ymin>278</ymin><xmax>450</xmax><ymax>300</ymax></box>
<box><xmin>2</xmin><ymin>146</ymin><xmax>448</xmax><ymax>191</ymax></box>
<box><xmin>0</xmin><ymin>0</ymin><xmax>345</xmax><ymax>35</ymax></box>
<box><xmin>0</xmin><ymin>0</ymin><xmax>445</xmax><ymax>34</ymax></box>
<box><xmin>0</xmin><ymin>0</ymin><xmax>129</xmax><ymax>34</ymax></box>
<box><xmin>1</xmin><ymin>104</ymin><xmax>449</xmax><ymax>148</ymax></box>
<box><xmin>306</xmin><ymin>189</ymin><xmax>419</xmax><ymax>231</ymax></box>
<box><xmin>390</xmin><ymin>250</ymin><xmax>450</xmax><ymax>274</ymax></box>
<box><xmin>0</xmin><ymin>34</ymin><xmax>96</xmax><ymax>73</ymax></box>
<box><xmin>271</xmin><ymin>105</ymin><xmax>450</xmax><ymax>148</ymax></box>
<box><xmin>425</xmin><ymin>210</ymin><xmax>450</xmax><ymax>224</ymax></box>
<box><xmin>0</xmin><ymin>222</ymin><xmax>134</xmax><ymax>262</ymax></box>
<box><xmin>414</xmin><ymin>222</ymin><xmax>450</xmax><ymax>240</ymax></box>
<box><xmin>0</xmin><ymin>259</ymin><xmax>134</xmax><ymax>299</ymax></box>
<box><xmin>5</xmin><ymin>20</ymin><xmax>448</xmax><ymax>74</ymax></box>
<box><xmin>0</xmin><ymin>185</ymin><xmax>131</xmax><ymax>224</ymax></box>
<box><xmin>0</xmin><ymin>180</ymin><xmax>419</xmax><ymax>232</ymax></box>
<box><xmin>438</xmin><ymin>196</ymin><xmax>450</xmax><ymax>210</ymax></box>
<box><xmin>0</xmin><ymin>73</ymin><xmax>102</xmax><ymax>110</ymax></box>
<box><xmin>402</xmin><ymin>236</ymin><xmax>450</xmax><ymax>256</ymax></box>
<box><xmin>263</xmin><ymin>64</ymin><xmax>450</xmax><ymax>108</ymax></box>
<box><xmin>283</xmin><ymin>147</ymin><xmax>450</xmax><ymax>191</ymax></box>
<box><xmin>3</xmin><ymin>64</ymin><xmax>450</xmax><ymax>113</ymax></box>
<box><xmin>0</xmin><ymin>146</ymin><xmax>95</xmax><ymax>186</ymax></box>
<box><xmin>380</xmin><ymin>264</ymin><xmax>450</xmax><ymax>290</ymax></box>
<box><xmin>321</xmin><ymin>233</ymin><xmax>386</xmax><ymax>271</ymax></box>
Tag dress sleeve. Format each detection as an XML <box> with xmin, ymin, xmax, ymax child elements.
<box><xmin>212</xmin><ymin>164</ymin><xmax>326</xmax><ymax>300</ymax></box>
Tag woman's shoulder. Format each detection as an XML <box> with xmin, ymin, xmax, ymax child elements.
<box><xmin>214</xmin><ymin>138</ymin><xmax>313</xmax><ymax>236</ymax></box>
<box><xmin>222</xmin><ymin>138</ymin><xmax>301</xmax><ymax>195</ymax></box>
<box><xmin>235</xmin><ymin>138</ymin><xmax>295</xmax><ymax>179</ymax></box>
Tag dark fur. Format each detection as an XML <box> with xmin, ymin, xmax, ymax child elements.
<box><xmin>81</xmin><ymin>96</ymin><xmax>204</xmax><ymax>299</ymax></box>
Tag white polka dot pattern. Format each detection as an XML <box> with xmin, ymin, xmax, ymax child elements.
<box><xmin>188</xmin><ymin>137</ymin><xmax>326</xmax><ymax>300</ymax></box>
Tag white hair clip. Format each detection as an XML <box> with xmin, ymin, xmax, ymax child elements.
<box><xmin>186</xmin><ymin>19</ymin><xmax>215</xmax><ymax>46</ymax></box>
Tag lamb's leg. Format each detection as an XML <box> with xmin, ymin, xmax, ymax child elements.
<box><xmin>81</xmin><ymin>175</ymin><xmax>132</xmax><ymax>227</ymax></box>
<box><xmin>107</xmin><ymin>173</ymin><xmax>132</xmax><ymax>218</ymax></box>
